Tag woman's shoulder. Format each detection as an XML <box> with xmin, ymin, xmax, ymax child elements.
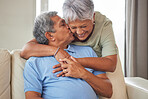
<box><xmin>94</xmin><ymin>11</ymin><xmax>112</xmax><ymax>23</ymax></box>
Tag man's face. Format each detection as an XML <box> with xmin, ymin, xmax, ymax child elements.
<box><xmin>51</xmin><ymin>15</ymin><xmax>74</xmax><ymax>46</ymax></box>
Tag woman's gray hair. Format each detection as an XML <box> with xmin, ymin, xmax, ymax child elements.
<box><xmin>33</xmin><ymin>11</ymin><xmax>57</xmax><ymax>45</ymax></box>
<box><xmin>63</xmin><ymin>0</ymin><xmax>94</xmax><ymax>23</ymax></box>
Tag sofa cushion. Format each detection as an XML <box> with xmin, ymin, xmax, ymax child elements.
<box><xmin>125</xmin><ymin>77</ymin><xmax>148</xmax><ymax>99</ymax></box>
<box><xmin>0</xmin><ymin>49</ymin><xmax>11</xmax><ymax>99</ymax></box>
<box><xmin>11</xmin><ymin>50</ymin><xmax>26</xmax><ymax>99</ymax></box>
<box><xmin>99</xmin><ymin>55</ymin><xmax>128</xmax><ymax>99</ymax></box>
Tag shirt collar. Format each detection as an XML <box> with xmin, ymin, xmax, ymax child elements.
<box><xmin>64</xmin><ymin>45</ymin><xmax>75</xmax><ymax>53</ymax></box>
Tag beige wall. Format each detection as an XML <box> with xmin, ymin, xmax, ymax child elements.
<box><xmin>0</xmin><ymin>0</ymin><xmax>36</xmax><ymax>51</ymax></box>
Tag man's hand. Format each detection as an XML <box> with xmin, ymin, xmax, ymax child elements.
<box><xmin>54</xmin><ymin>49</ymin><xmax>71</xmax><ymax>61</ymax></box>
<box><xmin>53</xmin><ymin>49</ymin><xmax>71</xmax><ymax>77</ymax></box>
<box><xmin>59</xmin><ymin>56</ymin><xmax>87</xmax><ymax>78</ymax></box>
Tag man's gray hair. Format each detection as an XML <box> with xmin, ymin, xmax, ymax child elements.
<box><xmin>63</xmin><ymin>0</ymin><xmax>94</xmax><ymax>23</ymax></box>
<box><xmin>33</xmin><ymin>11</ymin><xmax>57</xmax><ymax>45</ymax></box>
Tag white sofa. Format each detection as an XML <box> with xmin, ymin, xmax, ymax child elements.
<box><xmin>0</xmin><ymin>49</ymin><xmax>148</xmax><ymax>99</ymax></box>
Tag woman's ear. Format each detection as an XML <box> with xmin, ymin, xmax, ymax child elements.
<box><xmin>45</xmin><ymin>32</ymin><xmax>55</xmax><ymax>42</ymax></box>
<box><xmin>93</xmin><ymin>13</ymin><xmax>95</xmax><ymax>22</ymax></box>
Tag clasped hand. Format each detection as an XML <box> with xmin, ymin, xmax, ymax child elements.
<box><xmin>53</xmin><ymin>56</ymin><xmax>86</xmax><ymax>78</ymax></box>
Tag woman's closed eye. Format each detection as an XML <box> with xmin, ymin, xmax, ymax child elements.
<box><xmin>80</xmin><ymin>26</ymin><xmax>87</xmax><ymax>28</ymax></box>
<box><xmin>71</xmin><ymin>26</ymin><xmax>77</xmax><ymax>29</ymax></box>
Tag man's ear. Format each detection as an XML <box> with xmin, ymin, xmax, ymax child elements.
<box><xmin>45</xmin><ymin>32</ymin><xmax>55</xmax><ymax>42</ymax></box>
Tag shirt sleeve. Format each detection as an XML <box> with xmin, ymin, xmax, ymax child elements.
<box><xmin>23</xmin><ymin>60</ymin><xmax>42</xmax><ymax>94</ymax></box>
<box><xmin>92</xmin><ymin>71</ymin><xmax>105</xmax><ymax>75</ymax></box>
<box><xmin>100</xmin><ymin>19</ymin><xmax>118</xmax><ymax>57</ymax></box>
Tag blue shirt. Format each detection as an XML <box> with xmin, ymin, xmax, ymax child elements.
<box><xmin>23</xmin><ymin>45</ymin><xmax>105</xmax><ymax>99</ymax></box>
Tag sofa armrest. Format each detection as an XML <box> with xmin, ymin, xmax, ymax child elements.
<box><xmin>125</xmin><ymin>77</ymin><xmax>148</xmax><ymax>99</ymax></box>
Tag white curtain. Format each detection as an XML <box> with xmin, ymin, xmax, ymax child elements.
<box><xmin>125</xmin><ymin>0</ymin><xmax>148</xmax><ymax>79</ymax></box>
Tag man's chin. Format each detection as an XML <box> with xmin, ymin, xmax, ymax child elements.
<box><xmin>68</xmin><ymin>37</ymin><xmax>74</xmax><ymax>44</ymax></box>
<box><xmin>70</xmin><ymin>35</ymin><xmax>75</xmax><ymax>40</ymax></box>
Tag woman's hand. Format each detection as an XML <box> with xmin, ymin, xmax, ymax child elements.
<box><xmin>53</xmin><ymin>64</ymin><xmax>65</xmax><ymax>77</ymax></box>
<box><xmin>58</xmin><ymin>56</ymin><xmax>87</xmax><ymax>78</ymax></box>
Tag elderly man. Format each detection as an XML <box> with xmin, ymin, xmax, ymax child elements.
<box><xmin>23</xmin><ymin>11</ymin><xmax>112</xmax><ymax>99</ymax></box>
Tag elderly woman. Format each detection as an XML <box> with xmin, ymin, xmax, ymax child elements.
<box><xmin>21</xmin><ymin>0</ymin><xmax>117</xmax><ymax>76</ymax></box>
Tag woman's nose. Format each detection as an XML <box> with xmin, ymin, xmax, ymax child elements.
<box><xmin>76</xmin><ymin>28</ymin><xmax>84</xmax><ymax>34</ymax></box>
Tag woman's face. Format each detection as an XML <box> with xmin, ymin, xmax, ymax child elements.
<box><xmin>68</xmin><ymin>19</ymin><xmax>94</xmax><ymax>41</ymax></box>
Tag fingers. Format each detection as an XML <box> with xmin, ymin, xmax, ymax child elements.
<box><xmin>53</xmin><ymin>64</ymin><xmax>61</xmax><ymax>69</ymax></box>
<box><xmin>63</xmin><ymin>69</ymin><xmax>68</xmax><ymax>73</ymax></box>
<box><xmin>62</xmin><ymin>74</ymin><xmax>65</xmax><ymax>77</ymax></box>
<box><xmin>56</xmin><ymin>71</ymin><xmax>64</xmax><ymax>77</ymax></box>
<box><xmin>53</xmin><ymin>67</ymin><xmax>63</xmax><ymax>73</ymax></box>
<box><xmin>64</xmin><ymin>73</ymin><xmax>70</xmax><ymax>77</ymax></box>
<box><xmin>57</xmin><ymin>69</ymin><xmax>68</xmax><ymax>77</ymax></box>
<box><xmin>55</xmin><ymin>69</ymin><xmax>68</xmax><ymax>77</ymax></box>
<box><xmin>52</xmin><ymin>63</ymin><xmax>70</xmax><ymax>77</ymax></box>
<box><xmin>52</xmin><ymin>63</ymin><xmax>68</xmax><ymax>72</ymax></box>
<box><xmin>61</xmin><ymin>64</ymin><xmax>69</xmax><ymax>69</ymax></box>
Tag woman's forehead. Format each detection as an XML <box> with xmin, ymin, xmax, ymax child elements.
<box><xmin>68</xmin><ymin>19</ymin><xmax>92</xmax><ymax>25</ymax></box>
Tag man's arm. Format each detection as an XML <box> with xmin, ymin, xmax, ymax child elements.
<box><xmin>60</xmin><ymin>57</ymin><xmax>112</xmax><ymax>98</ymax></box>
<box><xmin>24</xmin><ymin>60</ymin><xmax>43</xmax><ymax>99</ymax></box>
<box><xmin>25</xmin><ymin>91</ymin><xmax>43</xmax><ymax>99</ymax></box>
